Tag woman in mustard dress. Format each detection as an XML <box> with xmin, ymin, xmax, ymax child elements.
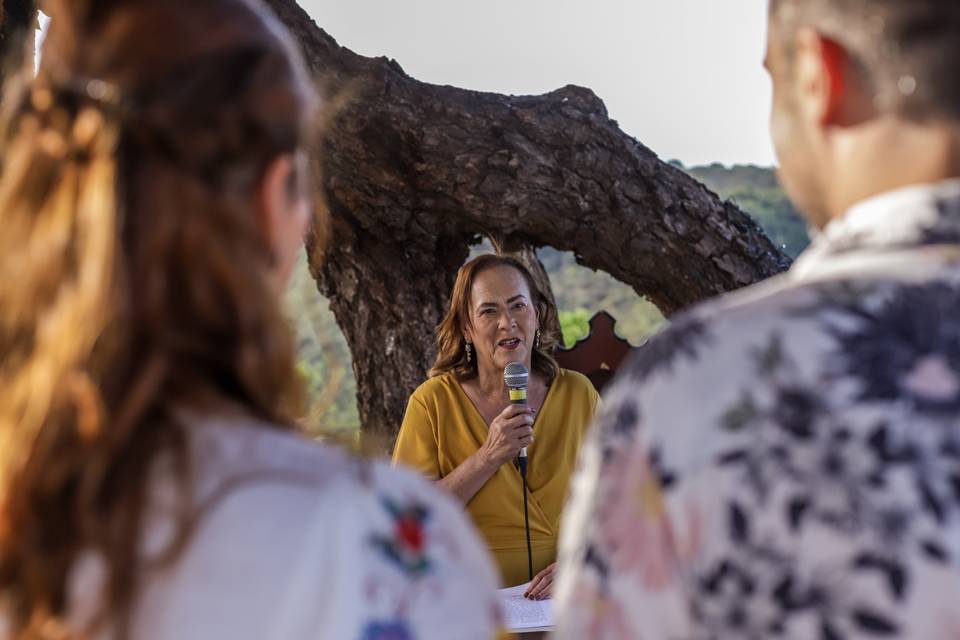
<box><xmin>393</xmin><ymin>254</ymin><xmax>599</xmax><ymax>598</ymax></box>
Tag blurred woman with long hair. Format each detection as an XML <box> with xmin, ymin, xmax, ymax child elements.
<box><xmin>0</xmin><ymin>1</ymin><xmax>498</xmax><ymax>638</ymax></box>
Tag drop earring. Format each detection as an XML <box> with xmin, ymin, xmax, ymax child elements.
<box><xmin>465</xmin><ymin>342</ymin><xmax>473</xmax><ymax>363</ymax></box>
<box><xmin>535</xmin><ymin>329</ymin><xmax>541</xmax><ymax>349</ymax></box>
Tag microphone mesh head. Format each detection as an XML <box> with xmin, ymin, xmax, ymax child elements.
<box><xmin>504</xmin><ymin>362</ymin><xmax>529</xmax><ymax>389</ymax></box>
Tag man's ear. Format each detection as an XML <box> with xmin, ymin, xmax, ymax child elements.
<box><xmin>255</xmin><ymin>154</ymin><xmax>296</xmax><ymax>261</ymax></box>
<box><xmin>819</xmin><ymin>36</ymin><xmax>851</xmax><ymax>126</ymax></box>
<box><xmin>794</xmin><ymin>28</ymin><xmax>868</xmax><ymax>128</ymax></box>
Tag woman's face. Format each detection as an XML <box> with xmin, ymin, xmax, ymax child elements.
<box><xmin>464</xmin><ymin>265</ymin><xmax>539</xmax><ymax>375</ymax></box>
<box><xmin>260</xmin><ymin>150</ymin><xmax>311</xmax><ymax>294</ymax></box>
<box><xmin>276</xmin><ymin>152</ymin><xmax>311</xmax><ymax>288</ymax></box>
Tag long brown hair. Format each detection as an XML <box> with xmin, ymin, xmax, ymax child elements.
<box><xmin>430</xmin><ymin>254</ymin><xmax>560</xmax><ymax>383</ymax></box>
<box><xmin>0</xmin><ymin>0</ymin><xmax>320</xmax><ymax>636</ymax></box>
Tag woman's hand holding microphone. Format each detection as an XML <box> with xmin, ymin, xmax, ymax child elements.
<box><xmin>479</xmin><ymin>405</ymin><xmax>535</xmax><ymax>468</ymax></box>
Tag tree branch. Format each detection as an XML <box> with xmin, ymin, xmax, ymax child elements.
<box><xmin>264</xmin><ymin>0</ymin><xmax>791</xmax><ymax>439</ymax></box>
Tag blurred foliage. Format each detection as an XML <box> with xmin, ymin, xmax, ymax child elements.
<box><xmin>559</xmin><ymin>308</ymin><xmax>591</xmax><ymax>346</ymax></box>
<box><xmin>685</xmin><ymin>163</ymin><xmax>810</xmax><ymax>259</ymax></box>
<box><xmin>539</xmin><ymin>247</ymin><xmax>665</xmax><ymax>345</ymax></box>
<box><xmin>284</xmin><ymin>251</ymin><xmax>361</xmax><ymax>436</ymax></box>
<box><xmin>285</xmin><ymin>163</ymin><xmax>805</xmax><ymax>433</ymax></box>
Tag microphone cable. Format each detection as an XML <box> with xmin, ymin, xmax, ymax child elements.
<box><xmin>519</xmin><ymin>455</ymin><xmax>533</xmax><ymax>583</ymax></box>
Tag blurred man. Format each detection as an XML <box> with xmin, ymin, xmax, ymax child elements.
<box><xmin>555</xmin><ymin>2</ymin><xmax>960</xmax><ymax>637</ymax></box>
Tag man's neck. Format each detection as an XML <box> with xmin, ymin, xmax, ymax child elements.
<box><xmin>823</xmin><ymin>117</ymin><xmax>960</xmax><ymax>225</ymax></box>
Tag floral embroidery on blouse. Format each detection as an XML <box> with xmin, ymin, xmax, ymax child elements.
<box><xmin>361</xmin><ymin>620</ymin><xmax>413</xmax><ymax>640</ymax></box>
<box><xmin>555</xmin><ymin>180</ymin><xmax>960</xmax><ymax>640</ymax></box>
<box><xmin>371</xmin><ymin>498</ymin><xmax>432</xmax><ymax>577</ymax></box>
<box><xmin>356</xmin><ymin>472</ymin><xmax>502</xmax><ymax>640</ymax></box>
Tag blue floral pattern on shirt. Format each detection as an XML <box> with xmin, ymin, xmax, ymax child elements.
<box><xmin>555</xmin><ymin>182</ymin><xmax>960</xmax><ymax>640</ymax></box>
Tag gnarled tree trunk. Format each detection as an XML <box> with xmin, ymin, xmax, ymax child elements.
<box><xmin>275</xmin><ymin>1</ymin><xmax>795</xmax><ymax>441</ymax></box>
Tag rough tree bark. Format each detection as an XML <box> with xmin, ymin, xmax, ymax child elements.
<box><xmin>284</xmin><ymin>1</ymin><xmax>796</xmax><ymax>441</ymax></box>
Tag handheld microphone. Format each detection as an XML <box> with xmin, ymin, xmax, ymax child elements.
<box><xmin>504</xmin><ymin>361</ymin><xmax>534</xmax><ymax>582</ymax></box>
<box><xmin>504</xmin><ymin>362</ymin><xmax>529</xmax><ymax>459</ymax></box>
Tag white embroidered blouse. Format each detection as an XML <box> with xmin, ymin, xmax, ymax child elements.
<box><xmin>3</xmin><ymin>414</ymin><xmax>501</xmax><ymax>640</ymax></box>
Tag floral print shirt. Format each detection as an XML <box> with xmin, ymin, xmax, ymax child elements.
<box><xmin>554</xmin><ymin>180</ymin><xmax>960</xmax><ymax>640</ymax></box>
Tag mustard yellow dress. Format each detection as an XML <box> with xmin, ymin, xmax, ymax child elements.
<box><xmin>392</xmin><ymin>368</ymin><xmax>599</xmax><ymax>587</ymax></box>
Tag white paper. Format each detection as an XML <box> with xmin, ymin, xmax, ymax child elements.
<box><xmin>496</xmin><ymin>582</ymin><xmax>553</xmax><ymax>633</ymax></box>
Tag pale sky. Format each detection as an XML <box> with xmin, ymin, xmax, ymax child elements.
<box><xmin>300</xmin><ymin>0</ymin><xmax>776</xmax><ymax>167</ymax></box>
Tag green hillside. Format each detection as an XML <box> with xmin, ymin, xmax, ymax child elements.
<box><xmin>685</xmin><ymin>162</ymin><xmax>809</xmax><ymax>259</ymax></box>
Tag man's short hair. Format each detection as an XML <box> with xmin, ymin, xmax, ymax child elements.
<box><xmin>770</xmin><ymin>0</ymin><xmax>960</xmax><ymax>121</ymax></box>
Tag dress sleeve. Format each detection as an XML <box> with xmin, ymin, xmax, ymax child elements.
<box><xmin>587</xmin><ymin>378</ymin><xmax>601</xmax><ymax>415</ymax></box>
<box><xmin>392</xmin><ymin>390</ymin><xmax>441</xmax><ymax>480</ymax></box>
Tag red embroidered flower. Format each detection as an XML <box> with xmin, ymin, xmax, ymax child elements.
<box><xmin>396</xmin><ymin>515</ymin><xmax>424</xmax><ymax>553</ymax></box>
<box><xmin>372</xmin><ymin>497</ymin><xmax>432</xmax><ymax>577</ymax></box>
